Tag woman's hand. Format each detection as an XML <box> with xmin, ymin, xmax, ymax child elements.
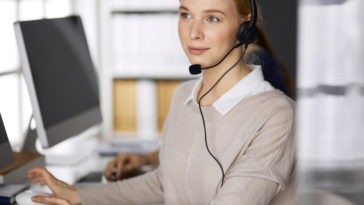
<box><xmin>27</xmin><ymin>167</ymin><xmax>81</xmax><ymax>205</ymax></box>
<box><xmin>104</xmin><ymin>152</ymin><xmax>147</xmax><ymax>181</ymax></box>
<box><xmin>31</xmin><ymin>195</ymin><xmax>71</xmax><ymax>205</ymax></box>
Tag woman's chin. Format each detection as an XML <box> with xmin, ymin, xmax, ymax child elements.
<box><xmin>187</xmin><ymin>55</ymin><xmax>218</xmax><ymax>68</ymax></box>
<box><xmin>188</xmin><ymin>58</ymin><xmax>208</xmax><ymax>67</ymax></box>
<box><xmin>188</xmin><ymin>61</ymin><xmax>212</xmax><ymax>68</ymax></box>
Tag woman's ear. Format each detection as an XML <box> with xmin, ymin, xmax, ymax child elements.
<box><xmin>247</xmin><ymin>13</ymin><xmax>251</xmax><ymax>21</ymax></box>
<box><xmin>238</xmin><ymin>13</ymin><xmax>251</xmax><ymax>24</ymax></box>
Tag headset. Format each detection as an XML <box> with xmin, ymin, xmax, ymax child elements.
<box><xmin>189</xmin><ymin>0</ymin><xmax>259</xmax><ymax>187</ymax></box>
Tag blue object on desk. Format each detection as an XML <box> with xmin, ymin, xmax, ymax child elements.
<box><xmin>0</xmin><ymin>184</ymin><xmax>29</xmax><ymax>205</ymax></box>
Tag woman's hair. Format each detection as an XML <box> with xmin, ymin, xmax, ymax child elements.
<box><xmin>234</xmin><ymin>0</ymin><xmax>293</xmax><ymax>96</ymax></box>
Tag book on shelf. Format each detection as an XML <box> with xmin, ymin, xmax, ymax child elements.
<box><xmin>113</xmin><ymin>79</ymin><xmax>181</xmax><ymax>134</ymax></box>
<box><xmin>113</xmin><ymin>79</ymin><xmax>137</xmax><ymax>132</ymax></box>
<box><xmin>156</xmin><ymin>80</ymin><xmax>181</xmax><ymax>132</ymax></box>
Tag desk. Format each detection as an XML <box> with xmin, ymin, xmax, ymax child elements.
<box><xmin>17</xmin><ymin>137</ymin><xmax>162</xmax><ymax>204</ymax></box>
<box><xmin>43</xmin><ymin>137</ymin><xmax>160</xmax><ymax>185</ymax></box>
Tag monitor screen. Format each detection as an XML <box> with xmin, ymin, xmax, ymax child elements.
<box><xmin>15</xmin><ymin>16</ymin><xmax>102</xmax><ymax>148</ymax></box>
<box><xmin>0</xmin><ymin>114</ymin><xmax>15</xmax><ymax>169</ymax></box>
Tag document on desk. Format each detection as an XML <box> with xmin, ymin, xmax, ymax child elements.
<box><xmin>95</xmin><ymin>139</ymin><xmax>162</xmax><ymax>156</ymax></box>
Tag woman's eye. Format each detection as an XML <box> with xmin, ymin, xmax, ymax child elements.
<box><xmin>208</xmin><ymin>16</ymin><xmax>220</xmax><ymax>22</ymax></box>
<box><xmin>180</xmin><ymin>12</ymin><xmax>191</xmax><ymax>19</ymax></box>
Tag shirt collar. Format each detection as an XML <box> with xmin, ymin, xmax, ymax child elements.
<box><xmin>184</xmin><ymin>65</ymin><xmax>266</xmax><ymax>115</ymax></box>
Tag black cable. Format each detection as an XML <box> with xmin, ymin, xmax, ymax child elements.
<box><xmin>198</xmin><ymin>44</ymin><xmax>248</xmax><ymax>188</ymax></box>
<box><xmin>202</xmin><ymin>43</ymin><xmax>242</xmax><ymax>70</ymax></box>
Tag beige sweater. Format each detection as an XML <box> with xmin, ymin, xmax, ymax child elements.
<box><xmin>78</xmin><ymin>80</ymin><xmax>296</xmax><ymax>205</ymax></box>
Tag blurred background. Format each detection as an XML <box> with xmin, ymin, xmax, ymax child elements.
<box><xmin>297</xmin><ymin>0</ymin><xmax>364</xmax><ymax>204</ymax></box>
<box><xmin>0</xmin><ymin>0</ymin><xmax>297</xmax><ymax>148</ymax></box>
<box><xmin>1</xmin><ymin>0</ymin><xmax>363</xmax><ymax>204</ymax></box>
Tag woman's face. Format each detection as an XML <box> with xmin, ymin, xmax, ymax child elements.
<box><xmin>178</xmin><ymin>0</ymin><xmax>241</xmax><ymax>67</ymax></box>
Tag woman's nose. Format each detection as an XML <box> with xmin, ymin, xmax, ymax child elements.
<box><xmin>189</xmin><ymin>20</ymin><xmax>204</xmax><ymax>40</ymax></box>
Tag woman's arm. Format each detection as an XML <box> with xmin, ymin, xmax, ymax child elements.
<box><xmin>144</xmin><ymin>150</ymin><xmax>160</xmax><ymax>166</ymax></box>
<box><xmin>79</xmin><ymin>167</ymin><xmax>164</xmax><ymax>205</ymax></box>
<box><xmin>210</xmin><ymin>104</ymin><xmax>295</xmax><ymax>205</ymax></box>
<box><xmin>28</xmin><ymin>166</ymin><xmax>164</xmax><ymax>205</ymax></box>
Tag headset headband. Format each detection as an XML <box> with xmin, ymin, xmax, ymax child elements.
<box><xmin>249</xmin><ymin>0</ymin><xmax>257</xmax><ymax>28</ymax></box>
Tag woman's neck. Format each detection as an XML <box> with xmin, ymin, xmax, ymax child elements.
<box><xmin>197</xmin><ymin>61</ymin><xmax>251</xmax><ymax>106</ymax></box>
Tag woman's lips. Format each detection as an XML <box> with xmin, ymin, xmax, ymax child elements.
<box><xmin>188</xmin><ymin>46</ymin><xmax>209</xmax><ymax>55</ymax></box>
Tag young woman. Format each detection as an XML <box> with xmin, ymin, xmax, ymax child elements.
<box><xmin>28</xmin><ymin>0</ymin><xmax>296</xmax><ymax>204</ymax></box>
<box><xmin>104</xmin><ymin>14</ymin><xmax>292</xmax><ymax>183</ymax></box>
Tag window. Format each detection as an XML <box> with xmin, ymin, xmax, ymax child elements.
<box><xmin>0</xmin><ymin>0</ymin><xmax>72</xmax><ymax>148</ymax></box>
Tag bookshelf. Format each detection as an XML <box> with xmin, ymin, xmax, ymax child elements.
<box><xmin>98</xmin><ymin>0</ymin><xmax>196</xmax><ymax>138</ymax></box>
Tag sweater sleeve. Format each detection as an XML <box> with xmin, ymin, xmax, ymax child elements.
<box><xmin>77</xmin><ymin>102</ymin><xmax>175</xmax><ymax>205</ymax></box>
<box><xmin>77</xmin><ymin>167</ymin><xmax>164</xmax><ymax>205</ymax></box>
<box><xmin>210</xmin><ymin>104</ymin><xmax>295</xmax><ymax>205</ymax></box>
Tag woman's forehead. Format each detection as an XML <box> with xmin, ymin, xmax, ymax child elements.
<box><xmin>179</xmin><ymin>0</ymin><xmax>236</xmax><ymax>12</ymax></box>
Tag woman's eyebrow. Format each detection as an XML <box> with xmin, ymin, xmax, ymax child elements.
<box><xmin>179</xmin><ymin>6</ymin><xmax>189</xmax><ymax>11</ymax></box>
<box><xmin>204</xmin><ymin>9</ymin><xmax>226</xmax><ymax>16</ymax></box>
<box><xmin>178</xmin><ymin>6</ymin><xmax>225</xmax><ymax>16</ymax></box>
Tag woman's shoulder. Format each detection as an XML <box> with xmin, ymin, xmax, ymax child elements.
<box><xmin>176</xmin><ymin>79</ymin><xmax>197</xmax><ymax>93</ymax></box>
<box><xmin>169</xmin><ymin>79</ymin><xmax>198</xmax><ymax>104</ymax></box>
<box><xmin>245</xmin><ymin>90</ymin><xmax>295</xmax><ymax>115</ymax></box>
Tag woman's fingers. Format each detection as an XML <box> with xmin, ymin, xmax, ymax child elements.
<box><xmin>32</xmin><ymin>195</ymin><xmax>71</xmax><ymax>205</ymax></box>
<box><xmin>27</xmin><ymin>167</ymin><xmax>59</xmax><ymax>193</ymax></box>
<box><xmin>28</xmin><ymin>167</ymin><xmax>53</xmax><ymax>181</ymax></box>
<box><xmin>26</xmin><ymin>168</ymin><xmax>80</xmax><ymax>205</ymax></box>
<box><xmin>31</xmin><ymin>176</ymin><xmax>46</xmax><ymax>183</ymax></box>
<box><xmin>116</xmin><ymin>160</ymin><xmax>125</xmax><ymax>179</ymax></box>
<box><xmin>27</xmin><ymin>168</ymin><xmax>43</xmax><ymax>178</ymax></box>
<box><xmin>124</xmin><ymin>163</ymin><xmax>135</xmax><ymax>172</ymax></box>
<box><xmin>105</xmin><ymin>154</ymin><xmax>129</xmax><ymax>180</ymax></box>
<box><xmin>104</xmin><ymin>153</ymin><xmax>145</xmax><ymax>181</ymax></box>
<box><xmin>104</xmin><ymin>160</ymin><xmax>116</xmax><ymax>179</ymax></box>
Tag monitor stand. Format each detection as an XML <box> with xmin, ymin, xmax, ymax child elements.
<box><xmin>21</xmin><ymin>115</ymin><xmax>98</xmax><ymax>166</ymax></box>
<box><xmin>21</xmin><ymin>121</ymin><xmax>38</xmax><ymax>153</ymax></box>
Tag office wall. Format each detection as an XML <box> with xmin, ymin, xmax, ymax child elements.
<box><xmin>259</xmin><ymin>0</ymin><xmax>297</xmax><ymax>97</ymax></box>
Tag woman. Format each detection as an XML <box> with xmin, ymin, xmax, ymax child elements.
<box><xmin>28</xmin><ymin>0</ymin><xmax>296</xmax><ymax>204</ymax></box>
<box><xmin>104</xmin><ymin>22</ymin><xmax>291</xmax><ymax>184</ymax></box>
<box><xmin>104</xmin><ymin>0</ymin><xmax>292</xmax><ymax>182</ymax></box>
<box><xmin>105</xmin><ymin>0</ymin><xmax>292</xmax><ymax>183</ymax></box>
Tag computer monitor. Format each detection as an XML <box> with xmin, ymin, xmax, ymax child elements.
<box><xmin>14</xmin><ymin>16</ymin><xmax>102</xmax><ymax>149</ymax></box>
<box><xmin>0</xmin><ymin>114</ymin><xmax>15</xmax><ymax>169</ymax></box>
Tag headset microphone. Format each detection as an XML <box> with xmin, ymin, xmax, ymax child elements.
<box><xmin>189</xmin><ymin>64</ymin><xmax>202</xmax><ymax>75</ymax></box>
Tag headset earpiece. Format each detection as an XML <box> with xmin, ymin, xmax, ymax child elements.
<box><xmin>236</xmin><ymin>21</ymin><xmax>259</xmax><ymax>46</ymax></box>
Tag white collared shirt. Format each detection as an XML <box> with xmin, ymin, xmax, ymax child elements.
<box><xmin>184</xmin><ymin>65</ymin><xmax>275</xmax><ymax>115</ymax></box>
